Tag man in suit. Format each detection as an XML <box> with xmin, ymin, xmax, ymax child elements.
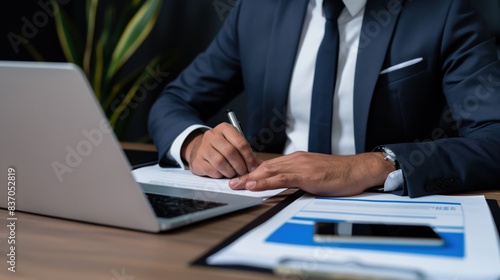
<box><xmin>148</xmin><ymin>0</ymin><xmax>500</xmax><ymax>197</ymax></box>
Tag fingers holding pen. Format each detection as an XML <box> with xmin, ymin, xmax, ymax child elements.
<box><xmin>212</xmin><ymin>122</ymin><xmax>260</xmax><ymax>175</ymax></box>
<box><xmin>184</xmin><ymin>123</ymin><xmax>260</xmax><ymax>179</ymax></box>
<box><xmin>225</xmin><ymin>110</ymin><xmax>261</xmax><ymax>173</ymax></box>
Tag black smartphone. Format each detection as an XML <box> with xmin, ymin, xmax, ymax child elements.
<box><xmin>314</xmin><ymin>222</ymin><xmax>444</xmax><ymax>246</ymax></box>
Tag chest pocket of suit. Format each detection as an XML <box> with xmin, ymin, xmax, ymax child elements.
<box><xmin>378</xmin><ymin>58</ymin><xmax>427</xmax><ymax>85</ymax></box>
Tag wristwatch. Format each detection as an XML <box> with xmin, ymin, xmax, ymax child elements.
<box><xmin>378</xmin><ymin>146</ymin><xmax>400</xmax><ymax>170</ymax></box>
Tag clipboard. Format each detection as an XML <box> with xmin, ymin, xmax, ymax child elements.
<box><xmin>191</xmin><ymin>191</ymin><xmax>500</xmax><ymax>277</ymax></box>
<box><xmin>191</xmin><ymin>190</ymin><xmax>305</xmax><ymax>273</ymax></box>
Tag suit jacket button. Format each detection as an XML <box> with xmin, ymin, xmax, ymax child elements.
<box><xmin>442</xmin><ymin>180</ymin><xmax>452</xmax><ymax>190</ymax></box>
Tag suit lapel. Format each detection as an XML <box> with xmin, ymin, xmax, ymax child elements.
<box><xmin>353</xmin><ymin>0</ymin><xmax>404</xmax><ymax>152</ymax></box>
<box><xmin>262</xmin><ymin>0</ymin><xmax>309</xmax><ymax>151</ymax></box>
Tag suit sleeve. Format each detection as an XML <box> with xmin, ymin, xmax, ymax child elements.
<box><xmin>148</xmin><ymin>1</ymin><xmax>244</xmax><ymax>166</ymax></box>
<box><xmin>386</xmin><ymin>0</ymin><xmax>500</xmax><ymax>197</ymax></box>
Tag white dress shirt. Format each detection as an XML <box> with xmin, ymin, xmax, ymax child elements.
<box><xmin>284</xmin><ymin>0</ymin><xmax>365</xmax><ymax>155</ymax></box>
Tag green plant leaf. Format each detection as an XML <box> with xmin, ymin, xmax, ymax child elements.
<box><xmin>106</xmin><ymin>0</ymin><xmax>162</xmax><ymax>79</ymax></box>
<box><xmin>51</xmin><ymin>0</ymin><xmax>83</xmax><ymax>66</ymax></box>
<box><xmin>107</xmin><ymin>4</ymin><xmax>139</xmax><ymax>56</ymax></box>
<box><xmin>93</xmin><ymin>6</ymin><xmax>115</xmax><ymax>101</ymax></box>
<box><xmin>83</xmin><ymin>0</ymin><xmax>99</xmax><ymax>77</ymax></box>
<box><xmin>132</xmin><ymin>0</ymin><xmax>141</xmax><ymax>8</ymax></box>
<box><xmin>103</xmin><ymin>62</ymin><xmax>146</xmax><ymax>110</ymax></box>
<box><xmin>93</xmin><ymin>41</ymin><xmax>104</xmax><ymax>100</ymax></box>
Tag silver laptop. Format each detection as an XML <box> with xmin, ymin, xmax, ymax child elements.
<box><xmin>0</xmin><ymin>61</ymin><xmax>262</xmax><ymax>232</ymax></box>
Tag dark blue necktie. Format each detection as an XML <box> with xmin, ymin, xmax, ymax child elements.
<box><xmin>308</xmin><ymin>0</ymin><xmax>345</xmax><ymax>154</ymax></box>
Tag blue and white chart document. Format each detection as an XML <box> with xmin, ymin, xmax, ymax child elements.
<box><xmin>207</xmin><ymin>193</ymin><xmax>500</xmax><ymax>279</ymax></box>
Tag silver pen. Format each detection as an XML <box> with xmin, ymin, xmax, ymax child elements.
<box><xmin>226</xmin><ymin>109</ymin><xmax>244</xmax><ymax>134</ymax></box>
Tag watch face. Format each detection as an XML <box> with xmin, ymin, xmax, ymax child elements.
<box><xmin>381</xmin><ymin>147</ymin><xmax>398</xmax><ymax>168</ymax></box>
<box><xmin>383</xmin><ymin>147</ymin><xmax>396</xmax><ymax>157</ymax></box>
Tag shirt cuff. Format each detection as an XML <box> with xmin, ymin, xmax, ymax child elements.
<box><xmin>167</xmin><ymin>124</ymin><xmax>210</xmax><ymax>169</ymax></box>
<box><xmin>384</xmin><ymin>169</ymin><xmax>403</xmax><ymax>192</ymax></box>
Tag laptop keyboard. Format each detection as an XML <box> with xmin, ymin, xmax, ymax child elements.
<box><xmin>145</xmin><ymin>193</ymin><xmax>227</xmax><ymax>219</ymax></box>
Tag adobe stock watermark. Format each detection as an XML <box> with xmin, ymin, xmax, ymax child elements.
<box><xmin>51</xmin><ymin>119</ymin><xmax>112</xmax><ymax>183</ymax></box>
<box><xmin>7</xmin><ymin>0</ymin><xmax>71</xmax><ymax>54</ymax></box>
<box><xmin>109</xmin><ymin>64</ymin><xmax>170</xmax><ymax>121</ymax></box>
<box><xmin>111</xmin><ymin>267</ymin><xmax>135</xmax><ymax>280</ymax></box>
<box><xmin>212</xmin><ymin>0</ymin><xmax>237</xmax><ymax>22</ymax></box>
<box><xmin>6</xmin><ymin>167</ymin><xmax>17</xmax><ymax>273</ymax></box>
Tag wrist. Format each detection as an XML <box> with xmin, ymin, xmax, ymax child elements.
<box><xmin>181</xmin><ymin>130</ymin><xmax>204</xmax><ymax>166</ymax></box>
<box><xmin>353</xmin><ymin>152</ymin><xmax>396</xmax><ymax>191</ymax></box>
<box><xmin>376</xmin><ymin>146</ymin><xmax>399</xmax><ymax>170</ymax></box>
<box><xmin>373</xmin><ymin>151</ymin><xmax>397</xmax><ymax>185</ymax></box>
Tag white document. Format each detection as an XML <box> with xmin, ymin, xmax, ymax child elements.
<box><xmin>132</xmin><ymin>164</ymin><xmax>285</xmax><ymax>199</ymax></box>
<box><xmin>207</xmin><ymin>193</ymin><xmax>500</xmax><ymax>279</ymax></box>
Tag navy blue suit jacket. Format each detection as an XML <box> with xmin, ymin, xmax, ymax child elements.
<box><xmin>149</xmin><ymin>0</ymin><xmax>500</xmax><ymax>197</ymax></box>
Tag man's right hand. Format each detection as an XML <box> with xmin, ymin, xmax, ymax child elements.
<box><xmin>181</xmin><ymin>123</ymin><xmax>261</xmax><ymax>178</ymax></box>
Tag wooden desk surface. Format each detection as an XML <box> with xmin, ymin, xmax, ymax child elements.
<box><xmin>1</xmin><ymin>143</ymin><xmax>498</xmax><ymax>280</ymax></box>
<box><xmin>0</xmin><ymin>193</ymin><xmax>292</xmax><ymax>280</ymax></box>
